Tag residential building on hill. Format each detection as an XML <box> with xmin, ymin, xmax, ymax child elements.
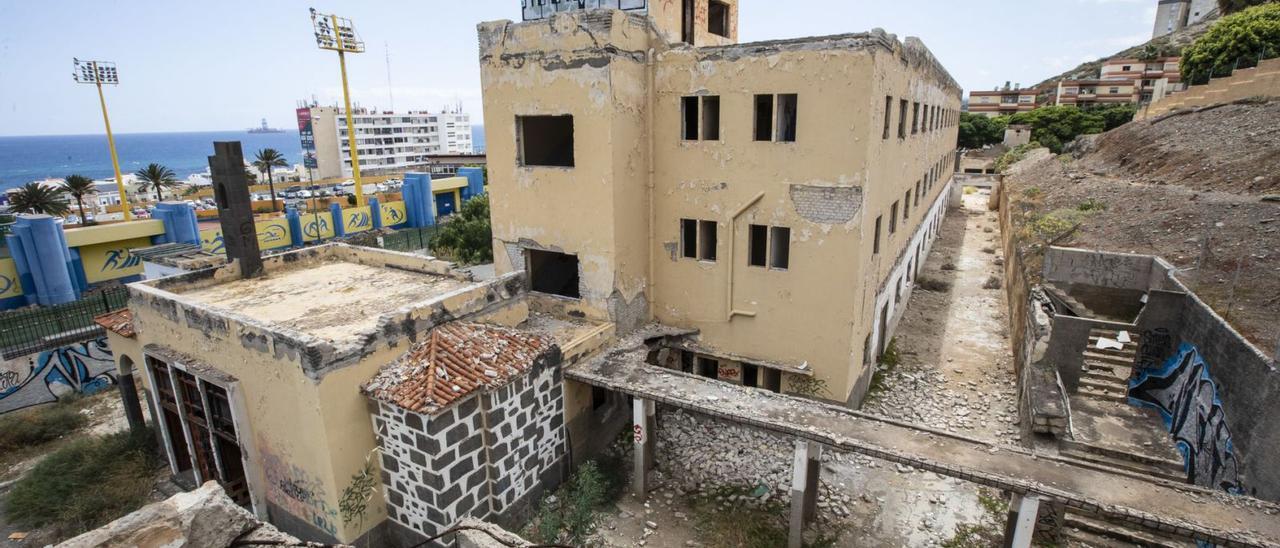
<box><xmin>1153</xmin><ymin>0</ymin><xmax>1217</xmax><ymax>38</ymax></box>
<box><xmin>967</xmin><ymin>86</ymin><xmax>1040</xmax><ymax>117</ymax></box>
<box><xmin>296</xmin><ymin>104</ymin><xmax>474</xmax><ymax>180</ymax></box>
<box><xmin>1052</xmin><ymin>57</ymin><xmax>1185</xmax><ymax>106</ymax></box>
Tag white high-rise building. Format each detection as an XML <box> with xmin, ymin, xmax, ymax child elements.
<box><xmin>296</xmin><ymin>104</ymin><xmax>474</xmax><ymax>180</ymax></box>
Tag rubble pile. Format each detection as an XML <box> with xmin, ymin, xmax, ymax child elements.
<box><xmin>862</xmin><ymin>361</ymin><xmax>1021</xmax><ymax>440</ymax></box>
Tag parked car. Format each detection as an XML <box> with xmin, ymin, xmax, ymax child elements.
<box><xmin>297</xmin><ymin>190</ymin><xmax>313</xmax><ymax>199</ymax></box>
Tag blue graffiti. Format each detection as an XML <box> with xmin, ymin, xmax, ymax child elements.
<box><xmin>101</xmin><ymin>249</ymin><xmax>142</xmax><ymax>272</ymax></box>
<box><xmin>0</xmin><ymin>274</ymin><xmax>13</xmax><ymax>296</ymax></box>
<box><xmin>1129</xmin><ymin>343</ymin><xmax>1242</xmax><ymax>493</ymax></box>
<box><xmin>383</xmin><ymin>206</ymin><xmax>404</xmax><ymax>224</ymax></box>
<box><xmin>0</xmin><ymin>337</ymin><xmax>115</xmax><ymax>414</ymax></box>
<box><xmin>347</xmin><ymin>211</ymin><xmax>371</xmax><ymax>230</ymax></box>
<box><xmin>260</xmin><ymin>224</ymin><xmax>287</xmax><ymax>243</ymax></box>
<box><xmin>304</xmin><ymin>217</ymin><xmax>330</xmax><ymax>239</ymax></box>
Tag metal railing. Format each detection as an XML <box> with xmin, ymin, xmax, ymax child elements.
<box><xmin>379</xmin><ymin>226</ymin><xmax>437</xmax><ymax>253</ymax></box>
<box><xmin>1184</xmin><ymin>46</ymin><xmax>1278</xmax><ymax>86</ymax></box>
<box><xmin>0</xmin><ymin>286</ymin><xmax>129</xmax><ymax>359</ymax></box>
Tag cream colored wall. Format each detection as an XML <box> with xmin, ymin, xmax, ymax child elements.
<box><xmin>649</xmin><ymin>0</ymin><xmax>738</xmax><ymax>46</ymax></box>
<box><xmin>480</xmin><ymin>13</ymin><xmax>655</xmax><ymax>328</ymax></box>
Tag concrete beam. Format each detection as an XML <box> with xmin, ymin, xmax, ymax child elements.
<box><xmin>632</xmin><ymin>397</ymin><xmax>656</xmax><ymax>498</ymax></box>
<box><xmin>1002</xmin><ymin>493</ymin><xmax>1041</xmax><ymax>548</ymax></box>
<box><xmin>788</xmin><ymin>440</ymin><xmax>823</xmax><ymax>548</ymax></box>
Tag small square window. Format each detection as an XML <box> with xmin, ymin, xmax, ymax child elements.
<box><xmin>517</xmin><ymin>115</ymin><xmax>575</xmax><ymax>167</ymax></box>
<box><xmin>708</xmin><ymin>0</ymin><xmax>730</xmax><ymax>38</ymax></box>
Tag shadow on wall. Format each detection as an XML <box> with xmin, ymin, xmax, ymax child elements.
<box><xmin>0</xmin><ymin>337</ymin><xmax>115</xmax><ymax>414</ymax></box>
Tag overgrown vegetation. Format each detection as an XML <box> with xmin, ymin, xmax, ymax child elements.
<box><xmin>940</xmin><ymin>488</ymin><xmax>1009</xmax><ymax>548</ymax></box>
<box><xmin>957</xmin><ymin>112</ymin><xmax>1008</xmax><ymax>149</ymax></box>
<box><xmin>865</xmin><ymin>337</ymin><xmax>901</xmax><ymax>401</ymax></box>
<box><xmin>689</xmin><ymin>486</ymin><xmax>846</xmax><ymax>548</ymax></box>
<box><xmin>0</xmin><ymin>401</ymin><xmax>89</xmax><ymax>453</ymax></box>
<box><xmin>524</xmin><ymin>461</ymin><xmax>613</xmax><ymax>545</ymax></box>
<box><xmin>1084</xmin><ymin>103</ymin><xmax>1138</xmax><ymax>131</ymax></box>
<box><xmin>916</xmin><ymin>275</ymin><xmax>953</xmax><ymax>292</ymax></box>
<box><xmin>1218</xmin><ymin>0</ymin><xmax>1280</xmax><ymax>15</ymax></box>
<box><xmin>4</xmin><ymin>429</ymin><xmax>160</xmax><ymax>541</ymax></box>
<box><xmin>339</xmin><ymin>449</ymin><xmax>380</xmax><ymax>530</ymax></box>
<box><xmin>430</xmin><ymin>193</ymin><xmax>493</xmax><ymax>265</ymax></box>
<box><xmin>1007</xmin><ymin>106</ymin><xmax>1105</xmax><ymax>153</ymax></box>
<box><xmin>1182</xmin><ymin>3</ymin><xmax>1280</xmax><ymax>82</ymax></box>
<box><xmin>994</xmin><ymin>143</ymin><xmax>1039</xmax><ymax>173</ymax></box>
<box><xmin>982</xmin><ymin>276</ymin><xmax>1003</xmax><ymax>290</ymax></box>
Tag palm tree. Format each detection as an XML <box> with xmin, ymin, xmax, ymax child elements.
<box><xmin>8</xmin><ymin>183</ymin><xmax>69</xmax><ymax>216</ymax></box>
<box><xmin>134</xmin><ymin>163</ymin><xmax>179</xmax><ymax>202</ymax></box>
<box><xmin>59</xmin><ymin>174</ymin><xmax>96</xmax><ymax>225</ymax></box>
<box><xmin>252</xmin><ymin>148</ymin><xmax>288</xmax><ymax>212</ymax></box>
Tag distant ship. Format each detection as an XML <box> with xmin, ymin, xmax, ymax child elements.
<box><xmin>248</xmin><ymin>118</ymin><xmax>285</xmax><ymax>134</ymax></box>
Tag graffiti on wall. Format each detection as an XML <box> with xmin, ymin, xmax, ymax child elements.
<box><xmin>1129</xmin><ymin>342</ymin><xmax>1242</xmax><ymax>493</ymax></box>
<box><xmin>1057</xmin><ymin>252</ymin><xmax>1142</xmax><ymax>289</ymax></box>
<box><xmin>259</xmin><ymin>438</ymin><xmax>339</xmax><ymax>537</ymax></box>
<box><xmin>0</xmin><ymin>337</ymin><xmax>115</xmax><ymax>414</ymax></box>
<box><xmin>1135</xmin><ymin>328</ymin><xmax>1173</xmax><ymax>371</ymax></box>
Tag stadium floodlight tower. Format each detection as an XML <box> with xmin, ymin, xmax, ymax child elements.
<box><xmin>73</xmin><ymin>58</ymin><xmax>132</xmax><ymax>221</ymax></box>
<box><xmin>310</xmin><ymin>8</ymin><xmax>369</xmax><ymax>208</ymax></box>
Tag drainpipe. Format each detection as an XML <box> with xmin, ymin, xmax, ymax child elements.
<box><xmin>726</xmin><ymin>191</ymin><xmax>764</xmax><ymax>320</ymax></box>
<box><xmin>646</xmin><ymin>47</ymin><xmax>657</xmax><ymax>320</ymax></box>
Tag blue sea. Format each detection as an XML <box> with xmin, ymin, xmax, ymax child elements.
<box><xmin>0</xmin><ymin>125</ymin><xmax>487</xmax><ymax>191</ymax></box>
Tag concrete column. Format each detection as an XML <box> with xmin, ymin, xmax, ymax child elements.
<box><xmin>1001</xmin><ymin>493</ymin><xmax>1041</xmax><ymax>548</ymax></box>
<box><xmin>788</xmin><ymin>440</ymin><xmax>823</xmax><ymax>548</ymax></box>
<box><xmin>631</xmin><ymin>397</ymin><xmax>655</xmax><ymax>498</ymax></box>
<box><xmin>116</xmin><ymin>371</ymin><xmax>147</xmax><ymax>436</ymax></box>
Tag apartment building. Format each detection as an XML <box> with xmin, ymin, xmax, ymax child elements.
<box><xmin>482</xmin><ymin>0</ymin><xmax>961</xmax><ymax>406</ymax></box>
<box><xmin>967</xmin><ymin>86</ymin><xmax>1040</xmax><ymax>117</ymax></box>
<box><xmin>296</xmin><ymin>105</ymin><xmax>474</xmax><ymax>180</ymax></box>
<box><xmin>1052</xmin><ymin>57</ymin><xmax>1184</xmax><ymax>107</ymax></box>
<box><xmin>1153</xmin><ymin>0</ymin><xmax>1217</xmax><ymax>38</ymax></box>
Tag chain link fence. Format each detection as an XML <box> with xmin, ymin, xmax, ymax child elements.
<box><xmin>379</xmin><ymin>226</ymin><xmax>437</xmax><ymax>254</ymax></box>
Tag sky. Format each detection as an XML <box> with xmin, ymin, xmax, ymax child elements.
<box><xmin>0</xmin><ymin>0</ymin><xmax>1159</xmax><ymax>137</ymax></box>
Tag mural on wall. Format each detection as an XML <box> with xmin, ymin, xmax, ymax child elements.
<box><xmin>302</xmin><ymin>213</ymin><xmax>335</xmax><ymax>242</ymax></box>
<box><xmin>1129</xmin><ymin>342</ymin><xmax>1242</xmax><ymax>493</ymax></box>
<box><xmin>0</xmin><ymin>337</ymin><xmax>115</xmax><ymax>414</ymax></box>
<box><xmin>0</xmin><ymin>258</ymin><xmax>23</xmax><ymax>300</ymax></box>
<box><xmin>259</xmin><ymin>437</ymin><xmax>339</xmax><ymax>537</ymax></box>
<box><xmin>80</xmin><ymin>237</ymin><xmax>152</xmax><ymax>283</ymax></box>
<box><xmin>200</xmin><ymin>219</ymin><xmax>293</xmax><ymax>254</ymax></box>
<box><xmin>380</xmin><ymin>201</ymin><xmax>407</xmax><ymax>226</ymax></box>
<box><xmin>343</xmin><ymin>206</ymin><xmax>372</xmax><ymax>234</ymax></box>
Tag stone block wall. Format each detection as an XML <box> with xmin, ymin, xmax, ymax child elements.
<box><xmin>371</xmin><ymin>351</ymin><xmax>567</xmax><ymax>544</ymax></box>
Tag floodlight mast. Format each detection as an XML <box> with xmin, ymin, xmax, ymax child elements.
<box><xmin>74</xmin><ymin>58</ymin><xmax>132</xmax><ymax>221</ymax></box>
<box><xmin>311</xmin><ymin>9</ymin><xmax>368</xmax><ymax>208</ymax></box>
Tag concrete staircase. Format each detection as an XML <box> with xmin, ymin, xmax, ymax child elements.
<box><xmin>1076</xmin><ymin>327</ymin><xmax>1138</xmax><ymax>404</ymax></box>
<box><xmin>1060</xmin><ymin>513</ymin><xmax>1194</xmax><ymax>547</ymax></box>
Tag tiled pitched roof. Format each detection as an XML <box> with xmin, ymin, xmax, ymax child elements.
<box><xmin>363</xmin><ymin>322</ymin><xmax>554</xmax><ymax>414</ymax></box>
<box><xmin>93</xmin><ymin>309</ymin><xmax>136</xmax><ymax>338</ymax></box>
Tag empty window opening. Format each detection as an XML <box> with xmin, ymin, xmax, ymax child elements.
<box><xmin>914</xmin><ymin>181</ymin><xmax>921</xmax><ymax>207</ymax></box>
<box><xmin>882</xmin><ymin>96</ymin><xmax>893</xmax><ymax>139</ymax></box>
<box><xmin>681</xmin><ymin>219</ymin><xmax>698</xmax><ymax>259</ymax></box>
<box><xmin>592</xmin><ymin>386</ymin><xmax>609</xmax><ymax>410</ymax></box>
<box><xmin>873</xmin><ymin>215</ymin><xmax>882</xmax><ymax>254</ymax></box>
<box><xmin>749</xmin><ymin>224</ymin><xmax>768</xmax><ymax>267</ymax></box>
<box><xmin>912</xmin><ymin>102</ymin><xmax>920</xmax><ymax>134</ymax></box>
<box><xmin>702</xmin><ymin>96</ymin><xmax>721</xmax><ymax>140</ymax></box>
<box><xmin>697</xmin><ymin>356</ymin><xmax>718</xmax><ymax>379</ymax></box>
<box><xmin>680</xmin><ymin>351</ymin><xmax>694</xmax><ymax>374</ymax></box>
<box><xmin>742</xmin><ymin>363</ymin><xmax>759</xmax><ymax>388</ymax></box>
<box><xmin>708</xmin><ymin>0</ymin><xmax>730</xmax><ymax>38</ymax></box>
<box><xmin>898</xmin><ymin>100</ymin><xmax>908</xmax><ymax>139</ymax></box>
<box><xmin>754</xmin><ymin>95</ymin><xmax>774</xmax><ymax>141</ymax></box>
<box><xmin>763</xmin><ymin>368</ymin><xmax>782</xmax><ymax>393</ymax></box>
<box><xmin>528</xmin><ymin>249</ymin><xmax>581</xmax><ymax>299</ymax></box>
<box><xmin>682</xmin><ymin>96</ymin><xmax>700</xmax><ymax>140</ymax></box>
<box><xmin>775</xmin><ymin>94</ymin><xmax>798</xmax><ymax>142</ymax></box>
<box><xmin>889</xmin><ymin>202</ymin><xmax>899</xmax><ymax>233</ymax></box>
<box><xmin>769</xmin><ymin>226</ymin><xmax>790</xmax><ymax>269</ymax></box>
<box><xmin>903</xmin><ymin>190</ymin><xmax>911</xmax><ymax>220</ymax></box>
<box><xmin>517</xmin><ymin>115</ymin><xmax>574</xmax><ymax>167</ymax></box>
<box><xmin>681</xmin><ymin>0</ymin><xmax>695</xmax><ymax>44</ymax></box>
<box><xmin>698</xmin><ymin>220</ymin><xmax>717</xmax><ymax>261</ymax></box>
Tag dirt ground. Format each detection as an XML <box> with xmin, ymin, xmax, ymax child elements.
<box><xmin>1005</xmin><ymin>145</ymin><xmax>1280</xmax><ymax>357</ymax></box>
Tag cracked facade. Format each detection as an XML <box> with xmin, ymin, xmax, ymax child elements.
<box><xmin>481</xmin><ymin>0</ymin><xmax>962</xmax><ymax>405</ymax></box>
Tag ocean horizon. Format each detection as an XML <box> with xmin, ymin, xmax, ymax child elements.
<box><xmin>0</xmin><ymin>125</ymin><xmax>486</xmax><ymax>191</ymax></box>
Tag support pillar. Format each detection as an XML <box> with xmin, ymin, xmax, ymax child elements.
<box><xmin>788</xmin><ymin>440</ymin><xmax>822</xmax><ymax>548</ymax></box>
<box><xmin>1001</xmin><ymin>493</ymin><xmax>1041</xmax><ymax>548</ymax></box>
<box><xmin>631</xmin><ymin>397</ymin><xmax>655</xmax><ymax>498</ymax></box>
<box><xmin>117</xmin><ymin>370</ymin><xmax>147</xmax><ymax>436</ymax></box>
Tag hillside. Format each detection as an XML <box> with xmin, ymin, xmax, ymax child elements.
<box><xmin>1030</xmin><ymin>18</ymin><xmax>1217</xmax><ymax>90</ymax></box>
<box><xmin>1001</xmin><ymin>98</ymin><xmax>1280</xmax><ymax>355</ymax></box>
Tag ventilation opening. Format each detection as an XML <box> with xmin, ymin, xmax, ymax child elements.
<box><xmin>517</xmin><ymin>115</ymin><xmax>575</xmax><ymax>167</ymax></box>
<box><xmin>708</xmin><ymin>0</ymin><xmax>730</xmax><ymax>38</ymax></box>
<box><xmin>754</xmin><ymin>94</ymin><xmax>773</xmax><ymax>141</ymax></box>
<box><xmin>776</xmin><ymin>94</ymin><xmax>798</xmax><ymax>142</ymax></box>
<box><xmin>528</xmin><ymin>249</ymin><xmax>580</xmax><ymax>298</ymax></box>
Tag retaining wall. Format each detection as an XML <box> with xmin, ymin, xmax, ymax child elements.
<box><xmin>1138</xmin><ymin>57</ymin><xmax>1280</xmax><ymax>119</ymax></box>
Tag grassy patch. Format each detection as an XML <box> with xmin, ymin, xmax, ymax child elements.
<box><xmin>4</xmin><ymin>429</ymin><xmax>160</xmax><ymax>541</ymax></box>
<box><xmin>523</xmin><ymin>457</ymin><xmax>627</xmax><ymax>545</ymax></box>
<box><xmin>0</xmin><ymin>401</ymin><xmax>89</xmax><ymax>453</ymax></box>
<box><xmin>941</xmin><ymin>488</ymin><xmax>1009</xmax><ymax>548</ymax></box>
<box><xmin>690</xmin><ymin>486</ymin><xmax>845</xmax><ymax>548</ymax></box>
<box><xmin>1076</xmin><ymin>198</ymin><xmax>1107</xmax><ymax>212</ymax></box>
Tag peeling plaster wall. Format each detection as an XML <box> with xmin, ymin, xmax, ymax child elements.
<box><xmin>648</xmin><ymin>0</ymin><xmax>739</xmax><ymax>47</ymax></box>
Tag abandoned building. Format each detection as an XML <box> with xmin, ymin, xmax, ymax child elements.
<box><xmin>482</xmin><ymin>0</ymin><xmax>962</xmax><ymax>407</ymax></box>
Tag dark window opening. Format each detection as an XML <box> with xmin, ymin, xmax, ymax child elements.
<box><xmin>769</xmin><ymin>226</ymin><xmax>790</xmax><ymax>269</ymax></box>
<box><xmin>889</xmin><ymin>202</ymin><xmax>899</xmax><ymax>233</ymax></box>
<box><xmin>912</xmin><ymin>102</ymin><xmax>920</xmax><ymax>134</ymax></box>
<box><xmin>697</xmin><ymin>356</ymin><xmax>718</xmax><ymax>379</ymax></box>
<box><xmin>882</xmin><ymin>96</ymin><xmax>893</xmax><ymax>140</ymax></box>
<box><xmin>898</xmin><ymin>100</ymin><xmax>908</xmax><ymax>139</ymax></box>
<box><xmin>763</xmin><ymin>368</ymin><xmax>782</xmax><ymax>393</ymax></box>
<box><xmin>698</xmin><ymin>220</ymin><xmax>717</xmax><ymax>261</ymax></box>
<box><xmin>914</xmin><ymin>181</ymin><xmax>921</xmax><ymax>207</ymax></box>
<box><xmin>873</xmin><ymin>215</ymin><xmax>882</xmax><ymax>254</ymax></box>
<box><xmin>680</xmin><ymin>351</ymin><xmax>694</xmax><ymax>374</ymax></box>
<box><xmin>681</xmin><ymin>219</ymin><xmax>698</xmax><ymax>258</ymax></box>
<box><xmin>748</xmin><ymin>224</ymin><xmax>768</xmax><ymax>267</ymax></box>
<box><xmin>742</xmin><ymin>363</ymin><xmax>759</xmax><ymax>388</ymax></box>
<box><xmin>682</xmin><ymin>0</ymin><xmax>695</xmax><ymax>44</ymax></box>
<box><xmin>702</xmin><ymin>96</ymin><xmax>721</xmax><ymax>140</ymax></box>
<box><xmin>754</xmin><ymin>94</ymin><xmax>774</xmax><ymax>141</ymax></box>
<box><xmin>528</xmin><ymin>249</ymin><xmax>581</xmax><ymax>298</ymax></box>
<box><xmin>517</xmin><ymin>115</ymin><xmax>574</xmax><ymax>167</ymax></box>
<box><xmin>776</xmin><ymin>94</ymin><xmax>798</xmax><ymax>142</ymax></box>
<box><xmin>708</xmin><ymin>0</ymin><xmax>730</xmax><ymax>38</ymax></box>
<box><xmin>904</xmin><ymin>190</ymin><xmax>911</xmax><ymax>220</ymax></box>
<box><xmin>592</xmin><ymin>386</ymin><xmax>609</xmax><ymax>410</ymax></box>
<box><xmin>682</xmin><ymin>97</ymin><xmax>699</xmax><ymax>140</ymax></box>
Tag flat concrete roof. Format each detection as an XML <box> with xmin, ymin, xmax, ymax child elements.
<box><xmin>173</xmin><ymin>258</ymin><xmax>468</xmax><ymax>346</ymax></box>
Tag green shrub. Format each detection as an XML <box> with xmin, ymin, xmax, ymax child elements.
<box><xmin>1182</xmin><ymin>4</ymin><xmax>1280</xmax><ymax>82</ymax></box>
<box><xmin>1008</xmin><ymin>106</ymin><xmax>1105</xmax><ymax>153</ymax></box>
<box><xmin>0</xmin><ymin>403</ymin><xmax>89</xmax><ymax>452</ymax></box>
<box><xmin>430</xmin><ymin>194</ymin><xmax>493</xmax><ymax>265</ymax></box>
<box><xmin>5</xmin><ymin>429</ymin><xmax>159</xmax><ymax>539</ymax></box>
<box><xmin>1077</xmin><ymin>198</ymin><xmax>1107</xmax><ymax>212</ymax></box>
<box><xmin>525</xmin><ymin>461</ymin><xmax>610</xmax><ymax>545</ymax></box>
<box><xmin>957</xmin><ymin>112</ymin><xmax>1008</xmax><ymax>149</ymax></box>
<box><xmin>995</xmin><ymin>143</ymin><xmax>1040</xmax><ymax>173</ymax></box>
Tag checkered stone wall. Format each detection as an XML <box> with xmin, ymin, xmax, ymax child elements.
<box><xmin>370</xmin><ymin>348</ymin><xmax>567</xmax><ymax>544</ymax></box>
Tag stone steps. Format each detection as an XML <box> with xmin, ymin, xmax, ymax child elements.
<box><xmin>1062</xmin><ymin>513</ymin><xmax>1192</xmax><ymax>548</ymax></box>
<box><xmin>1079</xmin><ymin>377</ymin><xmax>1127</xmax><ymax>396</ymax></box>
<box><xmin>1059</xmin><ymin>446</ymin><xmax>1187</xmax><ymax>484</ymax></box>
<box><xmin>1084</xmin><ymin>351</ymin><xmax>1135</xmax><ymax>368</ymax></box>
<box><xmin>1078</xmin><ymin>384</ymin><xmax>1129</xmax><ymax>404</ymax></box>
